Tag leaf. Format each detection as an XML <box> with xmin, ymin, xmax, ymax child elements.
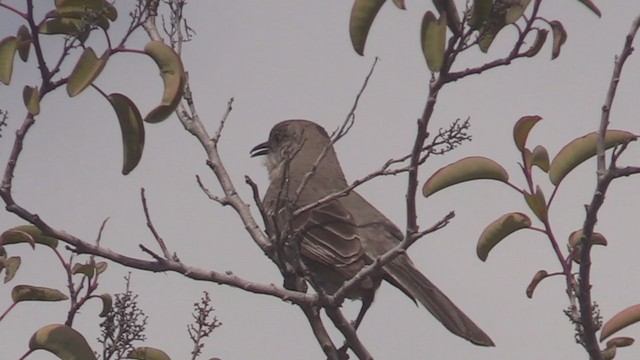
<box><xmin>23</xmin><ymin>86</ymin><xmax>40</xmax><ymax>115</ymax></box>
<box><xmin>349</xmin><ymin>0</ymin><xmax>387</xmax><ymax>55</ymax></box>
<box><xmin>98</xmin><ymin>293</ymin><xmax>112</xmax><ymax>317</ymax></box>
<box><xmin>548</xmin><ymin>130</ymin><xmax>636</xmax><ymax>185</ymax></box>
<box><xmin>601</xmin><ymin>304</ymin><xmax>640</xmax><ymax>341</ymax></box>
<box><xmin>478</xmin><ymin>0</ymin><xmax>531</xmax><ymax>52</ymax></box>
<box><xmin>526</xmin><ymin>269</ymin><xmax>548</xmax><ymax>298</ymax></box>
<box><xmin>29</xmin><ymin>324</ymin><xmax>97</xmax><ymax>360</ymax></box>
<box><xmin>72</xmin><ymin>263</ymin><xmax>95</xmax><ymax>277</ymax></box>
<box><xmin>576</xmin><ymin>0</ymin><xmax>601</xmax><ymax>17</ymax></box>
<box><xmin>391</xmin><ymin>0</ymin><xmax>405</xmax><ymax>9</ymax></box>
<box><xmin>12</xmin><ymin>285</ymin><xmax>69</xmax><ymax>302</ymax></box>
<box><xmin>95</xmin><ymin>261</ymin><xmax>108</xmax><ymax>274</ymax></box>
<box><xmin>568</xmin><ymin>228</ymin><xmax>607</xmax><ymax>263</ymax></box>
<box><xmin>39</xmin><ymin>17</ymin><xmax>89</xmax><ymax>42</ymax></box>
<box><xmin>432</xmin><ymin>0</ymin><xmax>461</xmax><ymax>35</ymax></box>
<box><xmin>601</xmin><ymin>346</ymin><xmax>616</xmax><ymax>360</ymax></box>
<box><xmin>143</xmin><ymin>41</ymin><xmax>185</xmax><ymax>123</ymax></box>
<box><xmin>523</xmin><ymin>185</ymin><xmax>547</xmax><ymax>222</ymax></box>
<box><xmin>55</xmin><ymin>0</ymin><xmax>104</xmax><ymax>9</ymax></box>
<box><xmin>55</xmin><ymin>0</ymin><xmax>118</xmax><ymax>21</ymax></box>
<box><xmin>0</xmin><ymin>36</ymin><xmax>17</xmax><ymax>85</ymax></box>
<box><xmin>67</xmin><ymin>47</ymin><xmax>109</xmax><ymax>97</ymax></box>
<box><xmin>550</xmin><ymin>20</ymin><xmax>567</xmax><ymax>60</ymax></box>
<box><xmin>504</xmin><ymin>0</ymin><xmax>531</xmax><ymax>24</ymax></box>
<box><xmin>524</xmin><ymin>29</ymin><xmax>547</xmax><ymax>57</ymax></box>
<box><xmin>108</xmin><ymin>93</ymin><xmax>145</xmax><ymax>174</ymax></box>
<box><xmin>423</xmin><ymin>156</ymin><xmax>509</xmax><ymax>197</ymax></box>
<box><xmin>127</xmin><ymin>347</ymin><xmax>171</xmax><ymax>360</ymax></box>
<box><xmin>477</xmin><ymin>212</ymin><xmax>531</xmax><ymax>261</ymax></box>
<box><xmin>468</xmin><ymin>0</ymin><xmax>493</xmax><ymax>30</ymax></box>
<box><xmin>513</xmin><ymin>115</ymin><xmax>542</xmax><ymax>151</ymax></box>
<box><xmin>16</xmin><ymin>25</ymin><xmax>32</xmax><ymax>62</ymax></box>
<box><xmin>568</xmin><ymin>229</ymin><xmax>607</xmax><ymax>248</ymax></box>
<box><xmin>420</xmin><ymin>11</ymin><xmax>447</xmax><ymax>72</ymax></box>
<box><xmin>606</xmin><ymin>337</ymin><xmax>634</xmax><ymax>348</ymax></box>
<box><xmin>529</xmin><ymin>145</ymin><xmax>550</xmax><ymax>172</ymax></box>
<box><xmin>2</xmin><ymin>256</ymin><xmax>21</xmax><ymax>283</ymax></box>
<box><xmin>0</xmin><ymin>225</ymin><xmax>59</xmax><ymax>248</ymax></box>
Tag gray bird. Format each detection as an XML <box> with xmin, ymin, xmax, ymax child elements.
<box><xmin>251</xmin><ymin>119</ymin><xmax>493</xmax><ymax>346</ymax></box>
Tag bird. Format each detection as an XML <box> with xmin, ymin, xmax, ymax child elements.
<box><xmin>251</xmin><ymin>119</ymin><xmax>494</xmax><ymax>347</ymax></box>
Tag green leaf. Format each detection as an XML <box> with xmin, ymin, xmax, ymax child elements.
<box><xmin>72</xmin><ymin>263</ymin><xmax>95</xmax><ymax>277</ymax></box>
<box><xmin>108</xmin><ymin>93</ymin><xmax>145</xmax><ymax>174</ymax></box>
<box><xmin>16</xmin><ymin>25</ymin><xmax>32</xmax><ymax>62</ymax></box>
<box><xmin>23</xmin><ymin>86</ymin><xmax>40</xmax><ymax>115</ymax></box>
<box><xmin>55</xmin><ymin>0</ymin><xmax>118</xmax><ymax>21</ymax></box>
<box><xmin>548</xmin><ymin>130</ymin><xmax>636</xmax><ymax>185</ymax></box>
<box><xmin>478</xmin><ymin>0</ymin><xmax>531</xmax><ymax>53</ymax></box>
<box><xmin>550</xmin><ymin>20</ymin><xmax>567</xmax><ymax>60</ymax></box>
<box><xmin>127</xmin><ymin>347</ymin><xmax>171</xmax><ymax>360</ymax></box>
<box><xmin>601</xmin><ymin>346</ymin><xmax>616</xmax><ymax>360</ymax></box>
<box><xmin>2</xmin><ymin>256</ymin><xmax>21</xmax><ymax>283</ymax></box>
<box><xmin>12</xmin><ymin>285</ymin><xmax>68</xmax><ymax>302</ymax></box>
<box><xmin>98</xmin><ymin>293</ymin><xmax>112</xmax><ymax>317</ymax></box>
<box><xmin>576</xmin><ymin>0</ymin><xmax>601</xmax><ymax>17</ymax></box>
<box><xmin>67</xmin><ymin>47</ymin><xmax>108</xmax><ymax>97</ymax></box>
<box><xmin>391</xmin><ymin>0</ymin><xmax>405</xmax><ymax>9</ymax></box>
<box><xmin>420</xmin><ymin>11</ymin><xmax>447</xmax><ymax>72</ymax></box>
<box><xmin>477</xmin><ymin>212</ymin><xmax>531</xmax><ymax>261</ymax></box>
<box><xmin>143</xmin><ymin>41</ymin><xmax>185</xmax><ymax>123</ymax></box>
<box><xmin>39</xmin><ymin>17</ymin><xmax>89</xmax><ymax>42</ymax></box>
<box><xmin>432</xmin><ymin>0</ymin><xmax>461</xmax><ymax>35</ymax></box>
<box><xmin>525</xmin><ymin>145</ymin><xmax>550</xmax><ymax>172</ymax></box>
<box><xmin>601</xmin><ymin>304</ymin><xmax>640</xmax><ymax>341</ymax></box>
<box><xmin>468</xmin><ymin>0</ymin><xmax>493</xmax><ymax>30</ymax></box>
<box><xmin>524</xmin><ymin>29</ymin><xmax>547</xmax><ymax>58</ymax></box>
<box><xmin>95</xmin><ymin>261</ymin><xmax>108</xmax><ymax>274</ymax></box>
<box><xmin>0</xmin><ymin>36</ymin><xmax>17</xmax><ymax>85</ymax></box>
<box><xmin>504</xmin><ymin>0</ymin><xmax>531</xmax><ymax>24</ymax></box>
<box><xmin>349</xmin><ymin>0</ymin><xmax>387</xmax><ymax>55</ymax></box>
<box><xmin>523</xmin><ymin>185</ymin><xmax>547</xmax><ymax>222</ymax></box>
<box><xmin>525</xmin><ymin>270</ymin><xmax>548</xmax><ymax>299</ymax></box>
<box><xmin>513</xmin><ymin>115</ymin><xmax>542</xmax><ymax>152</ymax></box>
<box><xmin>423</xmin><ymin>156</ymin><xmax>509</xmax><ymax>197</ymax></box>
<box><xmin>568</xmin><ymin>228</ymin><xmax>607</xmax><ymax>263</ymax></box>
<box><xmin>0</xmin><ymin>225</ymin><xmax>59</xmax><ymax>248</ymax></box>
<box><xmin>29</xmin><ymin>324</ymin><xmax>97</xmax><ymax>360</ymax></box>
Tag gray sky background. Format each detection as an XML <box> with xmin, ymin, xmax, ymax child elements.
<box><xmin>2</xmin><ymin>1</ymin><xmax>640</xmax><ymax>359</ymax></box>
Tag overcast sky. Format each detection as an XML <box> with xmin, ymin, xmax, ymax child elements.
<box><xmin>2</xmin><ymin>1</ymin><xmax>640</xmax><ymax>359</ymax></box>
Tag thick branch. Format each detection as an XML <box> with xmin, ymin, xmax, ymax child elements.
<box><xmin>578</xmin><ymin>13</ymin><xmax>640</xmax><ymax>360</ymax></box>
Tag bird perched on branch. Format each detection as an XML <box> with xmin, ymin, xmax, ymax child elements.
<box><xmin>251</xmin><ymin>119</ymin><xmax>493</xmax><ymax>346</ymax></box>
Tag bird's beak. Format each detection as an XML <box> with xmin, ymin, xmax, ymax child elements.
<box><xmin>250</xmin><ymin>141</ymin><xmax>269</xmax><ymax>157</ymax></box>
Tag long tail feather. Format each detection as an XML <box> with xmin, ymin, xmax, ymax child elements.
<box><xmin>384</xmin><ymin>256</ymin><xmax>494</xmax><ymax>346</ymax></box>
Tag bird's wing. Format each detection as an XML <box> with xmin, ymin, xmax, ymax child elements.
<box><xmin>293</xmin><ymin>200</ymin><xmax>367</xmax><ymax>279</ymax></box>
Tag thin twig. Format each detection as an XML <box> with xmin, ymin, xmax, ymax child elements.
<box><xmin>196</xmin><ymin>174</ymin><xmax>229</xmax><ymax>205</ymax></box>
<box><xmin>212</xmin><ymin>98</ymin><xmax>234</xmax><ymax>144</ymax></box>
<box><xmin>140</xmin><ymin>188</ymin><xmax>173</xmax><ymax>260</ymax></box>
<box><xmin>95</xmin><ymin>217</ymin><xmax>110</xmax><ymax>247</ymax></box>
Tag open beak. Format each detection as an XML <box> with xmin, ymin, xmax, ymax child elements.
<box><xmin>250</xmin><ymin>141</ymin><xmax>269</xmax><ymax>157</ymax></box>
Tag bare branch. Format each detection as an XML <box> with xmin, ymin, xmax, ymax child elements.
<box><xmin>140</xmin><ymin>188</ymin><xmax>173</xmax><ymax>260</ymax></box>
<box><xmin>95</xmin><ymin>217</ymin><xmax>110</xmax><ymax>247</ymax></box>
<box><xmin>596</xmin><ymin>14</ymin><xmax>640</xmax><ymax>173</ymax></box>
<box><xmin>212</xmin><ymin>98</ymin><xmax>234</xmax><ymax>144</ymax></box>
<box><xmin>196</xmin><ymin>174</ymin><xmax>229</xmax><ymax>206</ymax></box>
<box><xmin>578</xmin><ymin>13</ymin><xmax>640</xmax><ymax>360</ymax></box>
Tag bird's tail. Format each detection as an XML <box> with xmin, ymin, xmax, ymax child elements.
<box><xmin>384</xmin><ymin>256</ymin><xmax>494</xmax><ymax>346</ymax></box>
